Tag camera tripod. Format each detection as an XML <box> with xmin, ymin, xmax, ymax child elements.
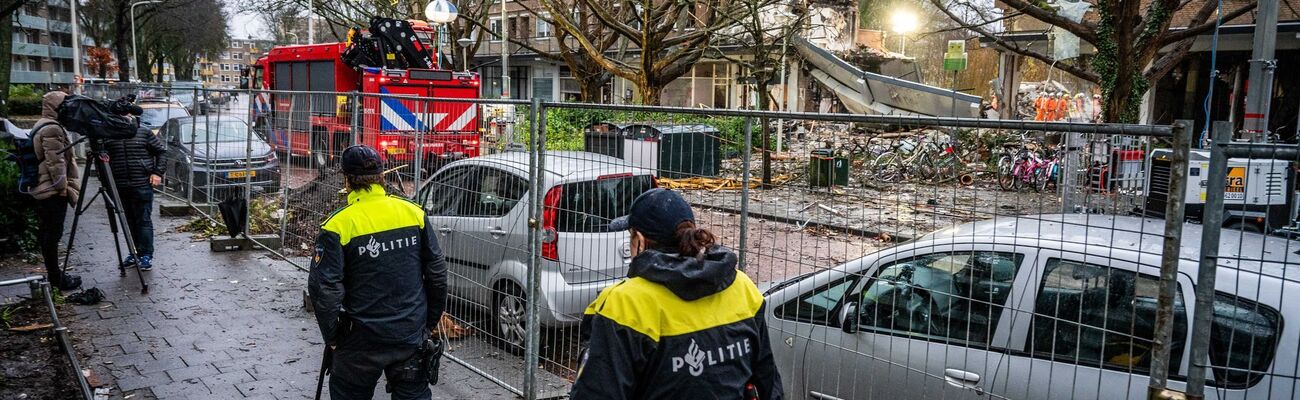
<box><xmin>60</xmin><ymin>137</ymin><xmax>149</xmax><ymax>294</ymax></box>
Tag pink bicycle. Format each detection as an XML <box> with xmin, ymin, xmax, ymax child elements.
<box><xmin>997</xmin><ymin>140</ymin><xmax>1056</xmax><ymax>192</ymax></box>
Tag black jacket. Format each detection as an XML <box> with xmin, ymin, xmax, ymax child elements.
<box><xmin>102</xmin><ymin>126</ymin><xmax>166</xmax><ymax>189</ymax></box>
<box><xmin>307</xmin><ymin>185</ymin><xmax>448</xmax><ymax>346</ymax></box>
<box><xmin>570</xmin><ymin>245</ymin><xmax>783</xmax><ymax>400</ymax></box>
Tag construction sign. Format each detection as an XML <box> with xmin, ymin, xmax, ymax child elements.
<box><xmin>1226</xmin><ymin>167</ymin><xmax>1246</xmax><ymax>200</ymax></box>
<box><xmin>944</xmin><ymin>40</ymin><xmax>967</xmax><ymax>71</ymax></box>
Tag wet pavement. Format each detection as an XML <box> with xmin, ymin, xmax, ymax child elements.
<box><xmin>45</xmin><ymin>181</ymin><xmax>525</xmax><ymax>399</ymax></box>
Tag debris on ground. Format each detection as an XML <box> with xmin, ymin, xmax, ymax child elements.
<box><xmin>657</xmin><ymin>176</ymin><xmax>793</xmax><ymax>191</ymax></box>
<box><xmin>0</xmin><ymin>299</ymin><xmax>83</xmax><ymax>399</ymax></box>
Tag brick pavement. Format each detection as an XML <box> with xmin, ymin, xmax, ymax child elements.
<box><xmin>54</xmin><ymin>185</ymin><xmax>521</xmax><ymax>399</ymax></box>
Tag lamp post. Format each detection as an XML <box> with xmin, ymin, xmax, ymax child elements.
<box><xmin>287</xmin><ymin>32</ymin><xmax>299</xmax><ymax>45</ymax></box>
<box><xmin>457</xmin><ymin>38</ymin><xmax>474</xmax><ymax>72</ymax></box>
<box><xmin>130</xmin><ymin>0</ymin><xmax>163</xmax><ymax>82</ymax></box>
<box><xmin>889</xmin><ymin>10</ymin><xmax>918</xmax><ymax>56</ymax></box>
<box><xmin>426</xmin><ymin>0</ymin><xmax>458</xmax><ymax>69</ymax></box>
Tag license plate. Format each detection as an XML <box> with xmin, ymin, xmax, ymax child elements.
<box><xmin>227</xmin><ymin>170</ymin><xmax>256</xmax><ymax>179</ymax></box>
<box><xmin>386</xmin><ymin>147</ymin><xmax>407</xmax><ymax>155</ymax></box>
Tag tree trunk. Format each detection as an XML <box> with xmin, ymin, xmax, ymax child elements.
<box><xmin>0</xmin><ymin>12</ymin><xmax>14</xmax><ymax>116</ymax></box>
<box><xmin>636</xmin><ymin>78</ymin><xmax>662</xmax><ymax>106</ymax></box>
<box><xmin>113</xmin><ymin>0</ymin><xmax>130</xmax><ymax>81</ymax></box>
<box><xmin>577</xmin><ymin>74</ymin><xmax>608</xmax><ymax>103</ymax></box>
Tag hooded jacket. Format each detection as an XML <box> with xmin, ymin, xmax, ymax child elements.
<box><xmin>30</xmin><ymin>91</ymin><xmax>80</xmax><ymax>203</ymax></box>
<box><xmin>570</xmin><ymin>245</ymin><xmax>783</xmax><ymax>400</ymax></box>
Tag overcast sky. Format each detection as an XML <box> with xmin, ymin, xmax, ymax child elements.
<box><xmin>229</xmin><ymin>9</ymin><xmax>270</xmax><ymax>40</ymax></box>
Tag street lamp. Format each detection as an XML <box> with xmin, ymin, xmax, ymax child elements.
<box><xmin>457</xmin><ymin>38</ymin><xmax>473</xmax><ymax>72</ymax></box>
<box><xmin>425</xmin><ymin>0</ymin><xmax>458</xmax><ymax>69</ymax></box>
<box><xmin>130</xmin><ymin>0</ymin><xmax>163</xmax><ymax>82</ymax></box>
<box><xmin>286</xmin><ymin>32</ymin><xmax>300</xmax><ymax>45</ymax></box>
<box><xmin>889</xmin><ymin>9</ymin><xmax>918</xmax><ymax>56</ymax></box>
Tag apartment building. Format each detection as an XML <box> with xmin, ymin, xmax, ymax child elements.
<box><xmin>199</xmin><ymin>38</ymin><xmax>274</xmax><ymax>88</ymax></box>
<box><xmin>9</xmin><ymin>0</ymin><xmax>77</xmax><ymax>86</ymax></box>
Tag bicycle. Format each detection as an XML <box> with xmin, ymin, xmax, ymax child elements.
<box><xmin>997</xmin><ymin>135</ymin><xmax>1052</xmax><ymax>192</ymax></box>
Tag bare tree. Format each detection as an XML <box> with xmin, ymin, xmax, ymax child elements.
<box><xmin>473</xmin><ymin>0</ymin><xmax>625</xmax><ymax>102</ymax></box>
<box><xmin>539</xmin><ymin>0</ymin><xmax>746</xmax><ymax>104</ymax></box>
<box><xmin>931</xmin><ymin>0</ymin><xmax>1257</xmax><ymax>122</ymax></box>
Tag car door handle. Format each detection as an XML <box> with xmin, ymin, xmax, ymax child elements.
<box><xmin>809</xmin><ymin>391</ymin><xmax>846</xmax><ymax>400</ymax></box>
<box><xmin>943</xmin><ymin>368</ymin><xmax>983</xmax><ymax>392</ymax></box>
<box><xmin>438</xmin><ymin>226</ymin><xmax>453</xmax><ymax>235</ymax></box>
<box><xmin>488</xmin><ymin>228</ymin><xmax>508</xmax><ymax>237</ymax></box>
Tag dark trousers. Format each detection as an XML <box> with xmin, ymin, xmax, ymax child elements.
<box><xmin>35</xmin><ymin>196</ymin><xmax>68</xmax><ymax>284</ymax></box>
<box><xmin>118</xmin><ymin>186</ymin><xmax>154</xmax><ymax>256</ymax></box>
<box><xmin>330</xmin><ymin>340</ymin><xmax>430</xmax><ymax>400</ymax></box>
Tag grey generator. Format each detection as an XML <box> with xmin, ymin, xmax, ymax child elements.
<box><xmin>1144</xmin><ymin>148</ymin><xmax>1295</xmax><ymax>233</ymax></box>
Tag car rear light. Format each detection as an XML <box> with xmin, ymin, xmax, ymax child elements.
<box><xmin>542</xmin><ymin>186</ymin><xmax>562</xmax><ymax>261</ymax></box>
<box><xmin>651</xmin><ymin>176</ymin><xmax>659</xmax><ymax>187</ymax></box>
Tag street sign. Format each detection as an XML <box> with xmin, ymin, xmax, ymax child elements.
<box><xmin>944</xmin><ymin>40</ymin><xmax>968</xmax><ymax>71</ymax></box>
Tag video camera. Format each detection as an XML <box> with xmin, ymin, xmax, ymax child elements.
<box><xmin>57</xmin><ymin>94</ymin><xmax>141</xmax><ymax>140</ymax></box>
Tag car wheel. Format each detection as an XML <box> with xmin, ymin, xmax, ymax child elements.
<box><xmin>493</xmin><ymin>284</ymin><xmax>527</xmax><ymax>355</ymax></box>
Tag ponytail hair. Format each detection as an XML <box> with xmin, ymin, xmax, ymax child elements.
<box><xmin>674</xmin><ymin>221</ymin><xmax>715</xmax><ymax>258</ymax></box>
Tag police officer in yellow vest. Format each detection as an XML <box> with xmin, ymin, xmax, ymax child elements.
<box><xmin>308</xmin><ymin>145</ymin><xmax>448</xmax><ymax>400</ymax></box>
<box><xmin>570</xmin><ymin>188</ymin><xmax>782</xmax><ymax>399</ymax></box>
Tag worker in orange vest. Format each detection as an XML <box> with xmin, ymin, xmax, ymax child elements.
<box><xmin>1034</xmin><ymin>92</ymin><xmax>1049</xmax><ymax>121</ymax></box>
<box><xmin>1053</xmin><ymin>92</ymin><xmax>1070</xmax><ymax>121</ymax></box>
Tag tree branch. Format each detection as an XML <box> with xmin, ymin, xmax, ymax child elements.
<box><xmin>1158</xmin><ymin>2</ymin><xmax>1258</xmax><ymax>45</ymax></box>
<box><xmin>929</xmin><ymin>0</ymin><xmax>1099</xmax><ymax>83</ymax></box>
<box><xmin>996</xmin><ymin>0</ymin><xmax>1097</xmax><ymax>43</ymax></box>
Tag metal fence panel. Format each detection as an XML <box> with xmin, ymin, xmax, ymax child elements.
<box><xmin>74</xmin><ymin>83</ymin><xmax>1300</xmax><ymax>400</ymax></box>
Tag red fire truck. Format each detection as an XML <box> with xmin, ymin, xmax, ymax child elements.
<box><xmin>250</xmin><ymin>20</ymin><xmax>481</xmax><ymax>168</ymax></box>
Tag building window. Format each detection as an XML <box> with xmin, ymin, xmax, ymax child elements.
<box><xmin>234</xmin><ymin>53</ymin><xmax>243</xmax><ymax>60</ymax></box>
<box><xmin>536</xmin><ymin>15</ymin><xmax>551</xmax><ymax>38</ymax></box>
<box><xmin>489</xmin><ymin>18</ymin><xmax>502</xmax><ymax>41</ymax></box>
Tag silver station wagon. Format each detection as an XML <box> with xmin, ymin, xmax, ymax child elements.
<box><xmin>765</xmin><ymin>214</ymin><xmax>1297</xmax><ymax>400</ymax></box>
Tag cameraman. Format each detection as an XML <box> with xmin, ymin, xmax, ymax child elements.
<box><xmin>102</xmin><ymin>97</ymin><xmax>165</xmax><ymax>270</ymax></box>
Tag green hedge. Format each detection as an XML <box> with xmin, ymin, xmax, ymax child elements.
<box><xmin>0</xmin><ymin>140</ymin><xmax>38</xmax><ymax>254</ymax></box>
<box><xmin>6</xmin><ymin>84</ymin><xmax>44</xmax><ymax>116</ymax></box>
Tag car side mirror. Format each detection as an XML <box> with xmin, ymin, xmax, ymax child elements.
<box><xmin>839</xmin><ymin>301</ymin><xmax>859</xmax><ymax>334</ymax></box>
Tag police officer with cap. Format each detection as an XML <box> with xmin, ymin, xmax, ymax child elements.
<box><xmin>571</xmin><ymin>188</ymin><xmax>782</xmax><ymax>399</ymax></box>
<box><xmin>308</xmin><ymin>145</ymin><xmax>448</xmax><ymax>400</ymax></box>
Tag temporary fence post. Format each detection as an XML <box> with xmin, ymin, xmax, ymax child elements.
<box><xmin>281</xmin><ymin>97</ymin><xmax>291</xmax><ymax>244</ymax></box>
<box><xmin>351</xmin><ymin>92</ymin><xmax>361</xmax><ymax>145</ymax></box>
<box><xmin>523</xmin><ymin>97</ymin><xmax>544</xmax><ymax>400</ymax></box>
<box><xmin>739</xmin><ymin>116</ymin><xmax>753</xmax><ymax>270</ymax></box>
<box><xmin>414</xmin><ymin>98</ymin><xmax>426</xmax><ymax>188</ymax></box>
<box><xmin>244</xmin><ymin>89</ymin><xmax>255</xmax><ymax>237</ymax></box>
<box><xmin>186</xmin><ymin>101</ymin><xmax>197</xmax><ymax>206</ymax></box>
<box><xmin>1185</xmin><ymin>121</ymin><xmax>1232</xmax><ymax>400</ymax></box>
<box><xmin>1147</xmin><ymin>119</ymin><xmax>1192</xmax><ymax>399</ymax></box>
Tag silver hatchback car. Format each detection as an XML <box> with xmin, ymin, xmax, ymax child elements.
<box><xmin>416</xmin><ymin>151</ymin><xmax>655</xmax><ymax>348</ymax></box>
<box><xmin>765</xmin><ymin>214</ymin><xmax>1298</xmax><ymax>400</ymax></box>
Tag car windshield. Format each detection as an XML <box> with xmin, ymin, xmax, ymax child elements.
<box><xmin>172</xmin><ymin>93</ymin><xmax>194</xmax><ymax>106</ymax></box>
<box><xmin>140</xmin><ymin>106</ymin><xmax>189</xmax><ymax>128</ymax></box>
<box><xmin>179</xmin><ymin>120</ymin><xmax>249</xmax><ymax>144</ymax></box>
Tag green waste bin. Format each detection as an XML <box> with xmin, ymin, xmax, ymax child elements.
<box><xmin>809</xmin><ymin>149</ymin><xmax>849</xmax><ymax>187</ymax></box>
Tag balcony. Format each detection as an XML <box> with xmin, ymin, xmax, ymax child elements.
<box><xmin>11</xmin><ymin>70</ymin><xmax>52</xmax><ymax>84</ymax></box>
<box><xmin>48</xmin><ymin>20</ymin><xmax>72</xmax><ymax>34</ymax></box>
<box><xmin>16</xmin><ymin>14</ymin><xmax>47</xmax><ymax>30</ymax></box>
<box><xmin>13</xmin><ymin>43</ymin><xmax>50</xmax><ymax>57</ymax></box>
<box><xmin>49</xmin><ymin>46</ymin><xmax>75</xmax><ymax>59</ymax></box>
<box><xmin>50</xmin><ymin>72</ymin><xmax>75</xmax><ymax>84</ymax></box>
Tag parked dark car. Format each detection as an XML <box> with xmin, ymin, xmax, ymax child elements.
<box><xmin>160</xmin><ymin>116</ymin><xmax>280</xmax><ymax>202</ymax></box>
